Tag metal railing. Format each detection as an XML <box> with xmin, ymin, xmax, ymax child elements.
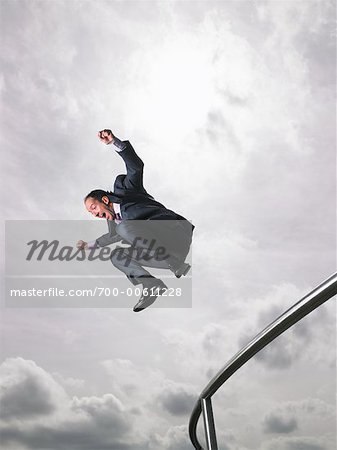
<box><xmin>189</xmin><ymin>273</ymin><xmax>337</xmax><ymax>450</ymax></box>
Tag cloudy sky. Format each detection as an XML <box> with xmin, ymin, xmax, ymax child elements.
<box><xmin>0</xmin><ymin>0</ymin><xmax>336</xmax><ymax>449</ymax></box>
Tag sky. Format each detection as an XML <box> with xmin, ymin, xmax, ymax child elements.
<box><xmin>0</xmin><ymin>0</ymin><xmax>336</xmax><ymax>449</ymax></box>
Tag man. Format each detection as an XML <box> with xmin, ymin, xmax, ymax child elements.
<box><xmin>77</xmin><ymin>129</ymin><xmax>194</xmax><ymax>312</ymax></box>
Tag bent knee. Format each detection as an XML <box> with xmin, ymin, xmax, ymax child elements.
<box><xmin>110</xmin><ymin>247</ymin><xmax>125</xmax><ymax>265</ymax></box>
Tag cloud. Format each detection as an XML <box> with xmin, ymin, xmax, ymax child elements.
<box><xmin>0</xmin><ymin>358</ymin><xmax>148</xmax><ymax>450</ymax></box>
<box><xmin>238</xmin><ymin>285</ymin><xmax>336</xmax><ymax>371</ymax></box>
<box><xmin>51</xmin><ymin>372</ymin><xmax>85</xmax><ymax>393</ymax></box>
<box><xmin>71</xmin><ymin>394</ymin><xmax>130</xmax><ymax>435</ymax></box>
<box><xmin>102</xmin><ymin>358</ymin><xmax>197</xmax><ymax>421</ymax></box>
<box><xmin>0</xmin><ymin>357</ymin><xmax>206</xmax><ymax>449</ymax></box>
<box><xmin>262</xmin><ymin>398</ymin><xmax>335</xmax><ymax>427</ymax></box>
<box><xmin>0</xmin><ymin>375</ymin><xmax>55</xmax><ymax>420</ymax></box>
<box><xmin>0</xmin><ymin>421</ymin><xmax>146</xmax><ymax>450</ymax></box>
<box><xmin>0</xmin><ymin>357</ymin><xmax>68</xmax><ymax>421</ymax></box>
<box><xmin>156</xmin><ymin>382</ymin><xmax>196</xmax><ymax>416</ymax></box>
<box><xmin>263</xmin><ymin>413</ymin><xmax>298</xmax><ymax>434</ymax></box>
<box><xmin>162</xmin><ymin>282</ymin><xmax>335</xmax><ymax>383</ymax></box>
<box><xmin>261</xmin><ymin>435</ymin><xmax>330</xmax><ymax>450</ymax></box>
<box><xmin>161</xmin><ymin>322</ymin><xmax>238</xmax><ymax>384</ymax></box>
<box><xmin>101</xmin><ymin>358</ymin><xmax>164</xmax><ymax>404</ymax></box>
<box><xmin>151</xmin><ymin>425</ymin><xmax>191</xmax><ymax>450</ymax></box>
<box><xmin>285</xmin><ymin>398</ymin><xmax>335</xmax><ymax>418</ymax></box>
<box><xmin>261</xmin><ymin>397</ymin><xmax>335</xmax><ymax>450</ymax></box>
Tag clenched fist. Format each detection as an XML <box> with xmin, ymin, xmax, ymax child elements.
<box><xmin>76</xmin><ymin>240</ymin><xmax>88</xmax><ymax>250</ymax></box>
<box><xmin>98</xmin><ymin>129</ymin><xmax>114</xmax><ymax>145</ymax></box>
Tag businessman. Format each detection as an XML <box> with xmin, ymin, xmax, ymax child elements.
<box><xmin>77</xmin><ymin>129</ymin><xmax>194</xmax><ymax>312</ymax></box>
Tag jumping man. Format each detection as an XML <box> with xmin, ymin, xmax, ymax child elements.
<box><xmin>77</xmin><ymin>129</ymin><xmax>194</xmax><ymax>312</ymax></box>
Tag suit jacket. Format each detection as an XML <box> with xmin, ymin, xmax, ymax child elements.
<box><xmin>95</xmin><ymin>140</ymin><xmax>194</xmax><ymax>247</ymax></box>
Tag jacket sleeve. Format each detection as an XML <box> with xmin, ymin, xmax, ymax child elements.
<box><xmin>95</xmin><ymin>220</ymin><xmax>123</xmax><ymax>247</ymax></box>
<box><xmin>112</xmin><ymin>139</ymin><xmax>145</xmax><ymax>190</ymax></box>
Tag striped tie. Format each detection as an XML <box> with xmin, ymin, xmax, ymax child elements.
<box><xmin>115</xmin><ymin>212</ymin><xmax>122</xmax><ymax>224</ymax></box>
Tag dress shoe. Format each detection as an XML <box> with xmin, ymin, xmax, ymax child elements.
<box><xmin>170</xmin><ymin>262</ymin><xmax>191</xmax><ymax>278</ymax></box>
<box><xmin>133</xmin><ymin>279</ymin><xmax>168</xmax><ymax>312</ymax></box>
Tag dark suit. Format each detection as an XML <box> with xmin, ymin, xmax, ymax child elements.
<box><xmin>95</xmin><ymin>139</ymin><xmax>194</xmax><ymax>285</ymax></box>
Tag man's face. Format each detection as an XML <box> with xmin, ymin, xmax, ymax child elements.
<box><xmin>85</xmin><ymin>196</ymin><xmax>115</xmax><ymax>220</ymax></box>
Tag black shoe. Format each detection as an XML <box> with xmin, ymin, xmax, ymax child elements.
<box><xmin>170</xmin><ymin>262</ymin><xmax>191</xmax><ymax>278</ymax></box>
<box><xmin>133</xmin><ymin>280</ymin><xmax>168</xmax><ymax>312</ymax></box>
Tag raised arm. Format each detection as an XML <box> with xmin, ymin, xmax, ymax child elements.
<box><xmin>98</xmin><ymin>129</ymin><xmax>144</xmax><ymax>190</ymax></box>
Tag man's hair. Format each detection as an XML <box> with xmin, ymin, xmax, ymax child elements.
<box><xmin>84</xmin><ymin>189</ymin><xmax>111</xmax><ymax>203</ymax></box>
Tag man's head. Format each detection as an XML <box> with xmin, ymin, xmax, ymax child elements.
<box><xmin>84</xmin><ymin>190</ymin><xmax>115</xmax><ymax>220</ymax></box>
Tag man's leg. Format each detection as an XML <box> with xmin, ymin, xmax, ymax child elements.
<box><xmin>115</xmin><ymin>220</ymin><xmax>192</xmax><ymax>276</ymax></box>
<box><xmin>110</xmin><ymin>245</ymin><xmax>169</xmax><ymax>312</ymax></box>
<box><xmin>110</xmin><ymin>245</ymin><xmax>170</xmax><ymax>286</ymax></box>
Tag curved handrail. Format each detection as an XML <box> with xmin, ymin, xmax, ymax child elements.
<box><xmin>189</xmin><ymin>273</ymin><xmax>337</xmax><ymax>449</ymax></box>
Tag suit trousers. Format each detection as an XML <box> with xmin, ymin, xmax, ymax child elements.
<box><xmin>110</xmin><ymin>220</ymin><xmax>193</xmax><ymax>285</ymax></box>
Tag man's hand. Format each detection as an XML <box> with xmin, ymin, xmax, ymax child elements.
<box><xmin>76</xmin><ymin>240</ymin><xmax>88</xmax><ymax>250</ymax></box>
<box><xmin>98</xmin><ymin>129</ymin><xmax>114</xmax><ymax>145</ymax></box>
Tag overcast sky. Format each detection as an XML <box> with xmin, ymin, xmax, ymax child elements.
<box><xmin>0</xmin><ymin>0</ymin><xmax>336</xmax><ymax>449</ymax></box>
